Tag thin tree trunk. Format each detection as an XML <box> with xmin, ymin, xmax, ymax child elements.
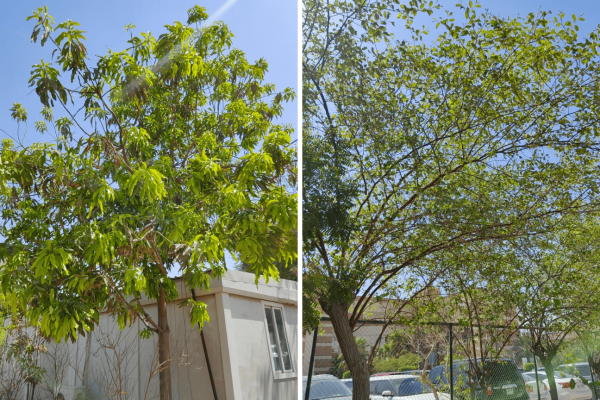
<box><xmin>157</xmin><ymin>287</ymin><xmax>172</xmax><ymax>400</ymax></box>
<box><xmin>471</xmin><ymin>379</ymin><xmax>479</xmax><ymax>400</ymax></box>
<box><xmin>588</xmin><ymin>354</ymin><xmax>599</xmax><ymax>398</ymax></box>
<box><xmin>324</xmin><ymin>301</ymin><xmax>370</xmax><ymax>400</ymax></box>
<box><xmin>541</xmin><ymin>358</ymin><xmax>558</xmax><ymax>400</ymax></box>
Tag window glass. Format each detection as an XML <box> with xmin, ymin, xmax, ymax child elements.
<box><xmin>392</xmin><ymin>377</ymin><xmax>432</xmax><ymax>395</ymax></box>
<box><xmin>273</xmin><ymin>308</ymin><xmax>293</xmax><ymax>371</ymax></box>
<box><xmin>264</xmin><ymin>307</ymin><xmax>282</xmax><ymax>371</ymax></box>
<box><xmin>303</xmin><ymin>380</ymin><xmax>352</xmax><ymax>400</ymax></box>
<box><xmin>372</xmin><ymin>380</ymin><xmax>394</xmax><ymax>395</ymax></box>
<box><xmin>576</xmin><ymin>365</ymin><xmax>591</xmax><ymax>377</ymax></box>
<box><xmin>430</xmin><ymin>366</ymin><xmax>446</xmax><ymax>385</ymax></box>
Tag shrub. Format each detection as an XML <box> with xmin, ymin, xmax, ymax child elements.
<box><xmin>524</xmin><ymin>362</ymin><xmax>535</xmax><ymax>372</ymax></box>
<box><xmin>343</xmin><ymin>371</ymin><xmax>352</xmax><ymax>379</ymax></box>
<box><xmin>373</xmin><ymin>353</ymin><xmax>421</xmax><ymax>373</ymax></box>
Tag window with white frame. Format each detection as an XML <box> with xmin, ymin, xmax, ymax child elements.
<box><xmin>263</xmin><ymin>304</ymin><xmax>294</xmax><ymax>375</ymax></box>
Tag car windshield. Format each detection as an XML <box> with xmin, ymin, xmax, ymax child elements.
<box><xmin>390</xmin><ymin>377</ymin><xmax>432</xmax><ymax>396</ymax></box>
<box><xmin>303</xmin><ymin>380</ymin><xmax>352</xmax><ymax>400</ymax></box>
<box><xmin>559</xmin><ymin>365</ymin><xmax>591</xmax><ymax>377</ymax></box>
<box><xmin>525</xmin><ymin>372</ymin><xmax>547</xmax><ymax>380</ymax></box>
<box><xmin>576</xmin><ymin>365</ymin><xmax>591</xmax><ymax>377</ymax></box>
<box><xmin>554</xmin><ymin>372</ymin><xmax>576</xmax><ymax>379</ymax></box>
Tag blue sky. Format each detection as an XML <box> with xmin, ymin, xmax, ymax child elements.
<box><xmin>0</xmin><ymin>0</ymin><xmax>298</xmax><ymax>145</ymax></box>
<box><xmin>463</xmin><ymin>1</ymin><xmax>599</xmax><ymax>32</ymax></box>
<box><xmin>390</xmin><ymin>0</ymin><xmax>600</xmax><ymax>44</ymax></box>
<box><xmin>479</xmin><ymin>0</ymin><xmax>600</xmax><ymax>23</ymax></box>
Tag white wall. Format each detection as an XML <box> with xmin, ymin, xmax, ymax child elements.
<box><xmin>228</xmin><ymin>294</ymin><xmax>298</xmax><ymax>400</ymax></box>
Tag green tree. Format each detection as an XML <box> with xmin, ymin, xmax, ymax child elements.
<box><xmin>436</xmin><ymin>244</ymin><xmax>524</xmax><ymax>400</ymax></box>
<box><xmin>0</xmin><ymin>6</ymin><xmax>296</xmax><ymax>400</ymax></box>
<box><xmin>511</xmin><ymin>225</ymin><xmax>600</xmax><ymax>400</ymax></box>
<box><xmin>0</xmin><ymin>293</ymin><xmax>7</xmax><ymax>346</ymax></box>
<box><xmin>303</xmin><ymin>1</ymin><xmax>600</xmax><ymax>398</ymax></box>
<box><xmin>574</xmin><ymin>329</ymin><xmax>600</xmax><ymax>395</ymax></box>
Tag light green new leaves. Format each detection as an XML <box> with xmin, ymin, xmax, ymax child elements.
<box><xmin>87</xmin><ymin>180</ymin><xmax>115</xmax><ymax>217</ymax></box>
<box><xmin>186</xmin><ymin>299</ymin><xmax>210</xmax><ymax>329</ymax></box>
<box><xmin>186</xmin><ymin>151</ymin><xmax>225</xmax><ymax>196</ymax></box>
<box><xmin>264</xmin><ymin>189</ymin><xmax>297</xmax><ymax>232</ymax></box>
<box><xmin>123</xmin><ymin>163</ymin><xmax>167</xmax><ymax>204</ymax></box>
<box><xmin>237</xmin><ymin>152</ymin><xmax>274</xmax><ymax>189</ymax></box>
<box><xmin>10</xmin><ymin>103</ymin><xmax>27</xmax><ymax>123</ymax></box>
<box><xmin>190</xmin><ymin>233</ymin><xmax>223</xmax><ymax>269</ymax></box>
<box><xmin>124</xmin><ymin>267</ymin><xmax>147</xmax><ymax>295</ymax></box>
<box><xmin>83</xmin><ymin>229</ymin><xmax>125</xmax><ymax>265</ymax></box>
<box><xmin>32</xmin><ymin>243</ymin><xmax>72</xmax><ymax>283</ymax></box>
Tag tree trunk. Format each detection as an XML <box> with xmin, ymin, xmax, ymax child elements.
<box><xmin>588</xmin><ymin>354</ymin><xmax>600</xmax><ymax>399</ymax></box>
<box><xmin>471</xmin><ymin>379</ymin><xmax>479</xmax><ymax>400</ymax></box>
<box><xmin>541</xmin><ymin>358</ymin><xmax>558</xmax><ymax>400</ymax></box>
<box><xmin>157</xmin><ymin>287</ymin><xmax>172</xmax><ymax>400</ymax></box>
<box><xmin>324</xmin><ymin>301</ymin><xmax>370</xmax><ymax>400</ymax></box>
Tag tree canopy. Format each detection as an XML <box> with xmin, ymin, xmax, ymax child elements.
<box><xmin>0</xmin><ymin>5</ymin><xmax>297</xmax><ymax>400</ymax></box>
<box><xmin>303</xmin><ymin>1</ymin><xmax>600</xmax><ymax>398</ymax></box>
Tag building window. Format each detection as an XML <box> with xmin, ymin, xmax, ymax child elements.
<box><xmin>264</xmin><ymin>304</ymin><xmax>294</xmax><ymax>377</ymax></box>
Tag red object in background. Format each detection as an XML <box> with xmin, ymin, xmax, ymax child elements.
<box><xmin>488</xmin><ymin>386</ymin><xmax>493</xmax><ymax>396</ymax></box>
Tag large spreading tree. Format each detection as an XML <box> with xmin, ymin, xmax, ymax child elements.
<box><xmin>0</xmin><ymin>5</ymin><xmax>297</xmax><ymax>400</ymax></box>
<box><xmin>303</xmin><ymin>1</ymin><xmax>600</xmax><ymax>398</ymax></box>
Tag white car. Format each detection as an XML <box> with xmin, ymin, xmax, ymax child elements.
<box><xmin>303</xmin><ymin>374</ymin><xmax>353</xmax><ymax>400</ymax></box>
<box><xmin>557</xmin><ymin>363</ymin><xmax>595</xmax><ymax>385</ymax></box>
<box><xmin>521</xmin><ymin>372</ymin><xmax>550</xmax><ymax>400</ymax></box>
<box><xmin>369</xmin><ymin>374</ymin><xmax>451</xmax><ymax>400</ymax></box>
<box><xmin>530</xmin><ymin>370</ymin><xmax>593</xmax><ymax>400</ymax></box>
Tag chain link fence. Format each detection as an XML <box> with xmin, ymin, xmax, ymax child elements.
<box><xmin>303</xmin><ymin>318</ymin><xmax>600</xmax><ymax>400</ymax></box>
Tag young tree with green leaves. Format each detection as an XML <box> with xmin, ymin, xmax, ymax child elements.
<box><xmin>511</xmin><ymin>226</ymin><xmax>600</xmax><ymax>400</ymax></box>
<box><xmin>574</xmin><ymin>329</ymin><xmax>600</xmax><ymax>396</ymax></box>
<box><xmin>0</xmin><ymin>6</ymin><xmax>296</xmax><ymax>400</ymax></box>
<box><xmin>303</xmin><ymin>1</ymin><xmax>600</xmax><ymax>398</ymax></box>
<box><xmin>433</xmin><ymin>244</ymin><xmax>525</xmax><ymax>400</ymax></box>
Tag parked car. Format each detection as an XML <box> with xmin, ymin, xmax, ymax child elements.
<box><xmin>402</xmin><ymin>370</ymin><xmax>431</xmax><ymax>376</ymax></box>
<box><xmin>369</xmin><ymin>374</ymin><xmax>450</xmax><ymax>400</ymax></box>
<box><xmin>528</xmin><ymin>370</ymin><xmax>593</xmax><ymax>400</ymax></box>
<box><xmin>372</xmin><ymin>370</ymin><xmax>431</xmax><ymax>378</ymax></box>
<box><xmin>341</xmin><ymin>378</ymin><xmax>353</xmax><ymax>391</ymax></box>
<box><xmin>429</xmin><ymin>359</ymin><xmax>530</xmax><ymax>400</ymax></box>
<box><xmin>557</xmin><ymin>363</ymin><xmax>600</xmax><ymax>398</ymax></box>
<box><xmin>521</xmin><ymin>372</ymin><xmax>550</xmax><ymax>400</ymax></box>
<box><xmin>557</xmin><ymin>363</ymin><xmax>595</xmax><ymax>384</ymax></box>
<box><xmin>373</xmin><ymin>372</ymin><xmax>413</xmax><ymax>377</ymax></box>
<box><xmin>303</xmin><ymin>374</ymin><xmax>353</xmax><ymax>400</ymax></box>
